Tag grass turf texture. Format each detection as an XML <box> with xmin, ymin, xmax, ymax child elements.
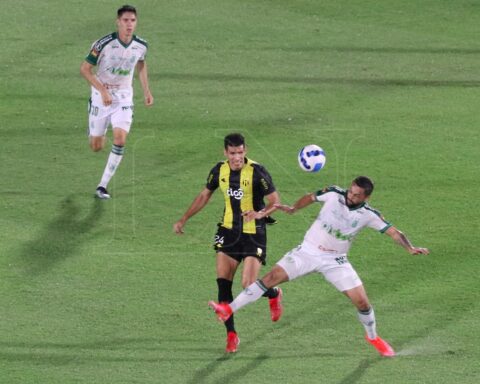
<box><xmin>1</xmin><ymin>0</ymin><xmax>479</xmax><ymax>383</ymax></box>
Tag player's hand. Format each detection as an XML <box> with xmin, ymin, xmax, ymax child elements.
<box><xmin>274</xmin><ymin>203</ymin><xmax>296</xmax><ymax>215</ymax></box>
<box><xmin>173</xmin><ymin>220</ymin><xmax>185</xmax><ymax>235</ymax></box>
<box><xmin>101</xmin><ymin>90</ymin><xmax>113</xmax><ymax>106</ymax></box>
<box><xmin>241</xmin><ymin>210</ymin><xmax>263</xmax><ymax>222</ymax></box>
<box><xmin>409</xmin><ymin>247</ymin><xmax>429</xmax><ymax>255</ymax></box>
<box><xmin>144</xmin><ymin>92</ymin><xmax>154</xmax><ymax>107</ymax></box>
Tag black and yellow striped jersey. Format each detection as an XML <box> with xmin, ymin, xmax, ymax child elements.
<box><xmin>206</xmin><ymin>158</ymin><xmax>276</xmax><ymax>234</ymax></box>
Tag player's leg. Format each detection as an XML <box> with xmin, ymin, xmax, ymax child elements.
<box><xmin>88</xmin><ymin>104</ymin><xmax>111</xmax><ymax>198</ymax></box>
<box><xmin>343</xmin><ymin>285</ymin><xmax>377</xmax><ymax>338</ymax></box>
<box><xmin>210</xmin><ymin>264</ymin><xmax>288</xmax><ymax>322</ymax></box>
<box><xmin>88</xmin><ymin>97</ymin><xmax>108</xmax><ymax>152</ymax></box>
<box><xmin>209</xmin><ymin>245</ymin><xmax>308</xmax><ymax>320</ymax></box>
<box><xmin>242</xmin><ymin>256</ymin><xmax>283</xmax><ymax>321</ymax></box>
<box><xmin>216</xmin><ymin>251</ymin><xmax>241</xmax><ymax>352</ymax></box>
<box><xmin>96</xmin><ymin>101</ymin><xmax>132</xmax><ymax>198</ymax></box>
<box><xmin>344</xmin><ymin>285</ymin><xmax>395</xmax><ymax>357</ymax></box>
<box><xmin>96</xmin><ymin>127</ymin><xmax>129</xmax><ymax>198</ymax></box>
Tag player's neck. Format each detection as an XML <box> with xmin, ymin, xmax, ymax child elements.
<box><xmin>117</xmin><ymin>32</ymin><xmax>133</xmax><ymax>45</ymax></box>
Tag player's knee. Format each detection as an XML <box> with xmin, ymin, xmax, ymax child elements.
<box><xmin>113</xmin><ymin>138</ymin><xmax>126</xmax><ymax>147</ymax></box>
<box><xmin>89</xmin><ymin>137</ymin><xmax>105</xmax><ymax>152</ymax></box>
<box><xmin>90</xmin><ymin>142</ymin><xmax>103</xmax><ymax>152</ymax></box>
<box><xmin>355</xmin><ymin>298</ymin><xmax>370</xmax><ymax>311</ymax></box>
<box><xmin>241</xmin><ymin>276</ymin><xmax>255</xmax><ymax>288</ymax></box>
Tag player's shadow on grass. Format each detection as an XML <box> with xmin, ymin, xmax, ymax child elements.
<box><xmin>187</xmin><ymin>353</ymin><xmax>269</xmax><ymax>384</ymax></box>
<box><xmin>19</xmin><ymin>196</ymin><xmax>104</xmax><ymax>275</ymax></box>
<box><xmin>338</xmin><ymin>358</ymin><xmax>374</xmax><ymax>384</ymax></box>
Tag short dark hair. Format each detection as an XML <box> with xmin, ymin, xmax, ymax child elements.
<box><xmin>117</xmin><ymin>5</ymin><xmax>137</xmax><ymax>17</ymax></box>
<box><xmin>224</xmin><ymin>133</ymin><xmax>245</xmax><ymax>149</ymax></box>
<box><xmin>353</xmin><ymin>176</ymin><xmax>374</xmax><ymax>196</ymax></box>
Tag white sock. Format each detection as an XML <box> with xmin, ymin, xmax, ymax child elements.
<box><xmin>357</xmin><ymin>307</ymin><xmax>377</xmax><ymax>339</ymax></box>
<box><xmin>230</xmin><ymin>280</ymin><xmax>268</xmax><ymax>312</ymax></box>
<box><xmin>98</xmin><ymin>144</ymin><xmax>124</xmax><ymax>189</ymax></box>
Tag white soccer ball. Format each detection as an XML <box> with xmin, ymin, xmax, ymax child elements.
<box><xmin>298</xmin><ymin>144</ymin><xmax>326</xmax><ymax>172</ymax></box>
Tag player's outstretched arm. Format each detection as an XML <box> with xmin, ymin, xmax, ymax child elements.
<box><xmin>274</xmin><ymin>193</ymin><xmax>316</xmax><ymax>214</ymax></box>
<box><xmin>385</xmin><ymin>226</ymin><xmax>429</xmax><ymax>255</ymax></box>
<box><xmin>173</xmin><ymin>188</ymin><xmax>213</xmax><ymax>234</ymax></box>
<box><xmin>242</xmin><ymin>191</ymin><xmax>280</xmax><ymax>222</ymax></box>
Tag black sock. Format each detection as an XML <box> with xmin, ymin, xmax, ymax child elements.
<box><xmin>217</xmin><ymin>278</ymin><xmax>235</xmax><ymax>333</ymax></box>
<box><xmin>263</xmin><ymin>286</ymin><xmax>279</xmax><ymax>299</ymax></box>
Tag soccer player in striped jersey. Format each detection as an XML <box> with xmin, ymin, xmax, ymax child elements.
<box><xmin>174</xmin><ymin>133</ymin><xmax>283</xmax><ymax>353</ymax></box>
<box><xmin>80</xmin><ymin>5</ymin><xmax>154</xmax><ymax>199</ymax></box>
<box><xmin>209</xmin><ymin>176</ymin><xmax>429</xmax><ymax>357</ymax></box>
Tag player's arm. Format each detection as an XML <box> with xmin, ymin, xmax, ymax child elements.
<box><xmin>136</xmin><ymin>60</ymin><xmax>154</xmax><ymax>106</ymax></box>
<box><xmin>242</xmin><ymin>191</ymin><xmax>280</xmax><ymax>222</ymax></box>
<box><xmin>79</xmin><ymin>61</ymin><xmax>112</xmax><ymax>106</ymax></box>
<box><xmin>173</xmin><ymin>188</ymin><xmax>214</xmax><ymax>234</ymax></box>
<box><xmin>385</xmin><ymin>226</ymin><xmax>429</xmax><ymax>255</ymax></box>
<box><xmin>274</xmin><ymin>193</ymin><xmax>316</xmax><ymax>214</ymax></box>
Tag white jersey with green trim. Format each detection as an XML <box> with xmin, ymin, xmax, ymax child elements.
<box><xmin>301</xmin><ymin>186</ymin><xmax>392</xmax><ymax>255</ymax></box>
<box><xmin>85</xmin><ymin>32</ymin><xmax>148</xmax><ymax>102</ymax></box>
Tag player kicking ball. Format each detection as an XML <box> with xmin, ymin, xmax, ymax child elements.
<box><xmin>209</xmin><ymin>176</ymin><xmax>429</xmax><ymax>357</ymax></box>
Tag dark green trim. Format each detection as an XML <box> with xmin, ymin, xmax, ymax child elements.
<box><xmin>316</xmin><ymin>185</ymin><xmax>345</xmax><ymax>197</ymax></box>
<box><xmin>133</xmin><ymin>35</ymin><xmax>148</xmax><ymax>48</ymax></box>
<box><xmin>364</xmin><ymin>205</ymin><xmax>381</xmax><ymax>217</ymax></box>
<box><xmin>365</xmin><ymin>205</ymin><xmax>392</xmax><ymax>231</ymax></box>
<box><xmin>380</xmin><ymin>223</ymin><xmax>393</xmax><ymax>234</ymax></box>
<box><xmin>116</xmin><ymin>32</ymin><xmax>133</xmax><ymax>48</ymax></box>
<box><xmin>85</xmin><ymin>56</ymin><xmax>97</xmax><ymax>65</ymax></box>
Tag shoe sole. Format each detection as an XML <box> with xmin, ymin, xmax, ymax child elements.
<box><xmin>226</xmin><ymin>337</ymin><xmax>240</xmax><ymax>353</ymax></box>
<box><xmin>95</xmin><ymin>192</ymin><xmax>111</xmax><ymax>199</ymax></box>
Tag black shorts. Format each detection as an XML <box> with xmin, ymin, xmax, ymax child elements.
<box><xmin>213</xmin><ymin>226</ymin><xmax>267</xmax><ymax>265</ymax></box>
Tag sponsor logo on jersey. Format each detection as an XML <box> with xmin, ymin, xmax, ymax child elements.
<box><xmin>322</xmin><ymin>222</ymin><xmax>355</xmax><ymax>241</ymax></box>
<box><xmin>110</xmin><ymin>67</ymin><xmax>131</xmax><ymax>76</ymax></box>
<box><xmin>227</xmin><ymin>188</ymin><xmax>243</xmax><ymax>200</ymax></box>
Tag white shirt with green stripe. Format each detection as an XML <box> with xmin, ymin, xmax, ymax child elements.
<box><xmin>85</xmin><ymin>32</ymin><xmax>148</xmax><ymax>103</ymax></box>
<box><xmin>301</xmin><ymin>186</ymin><xmax>392</xmax><ymax>255</ymax></box>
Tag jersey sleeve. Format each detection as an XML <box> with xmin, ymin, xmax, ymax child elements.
<box><xmin>365</xmin><ymin>207</ymin><xmax>392</xmax><ymax>233</ymax></box>
<box><xmin>254</xmin><ymin>164</ymin><xmax>276</xmax><ymax>195</ymax></box>
<box><xmin>85</xmin><ymin>42</ymin><xmax>100</xmax><ymax>65</ymax></box>
<box><xmin>85</xmin><ymin>33</ymin><xmax>115</xmax><ymax>65</ymax></box>
<box><xmin>314</xmin><ymin>186</ymin><xmax>344</xmax><ymax>202</ymax></box>
<box><xmin>206</xmin><ymin>163</ymin><xmax>221</xmax><ymax>191</ymax></box>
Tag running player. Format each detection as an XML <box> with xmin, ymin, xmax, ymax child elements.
<box><xmin>80</xmin><ymin>5</ymin><xmax>154</xmax><ymax>199</ymax></box>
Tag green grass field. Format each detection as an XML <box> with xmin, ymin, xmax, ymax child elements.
<box><xmin>1</xmin><ymin>0</ymin><xmax>479</xmax><ymax>383</ymax></box>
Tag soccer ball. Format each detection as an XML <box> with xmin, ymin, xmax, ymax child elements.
<box><xmin>298</xmin><ymin>144</ymin><xmax>326</xmax><ymax>172</ymax></box>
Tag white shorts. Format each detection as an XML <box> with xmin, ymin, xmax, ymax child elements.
<box><xmin>88</xmin><ymin>90</ymin><xmax>133</xmax><ymax>136</ymax></box>
<box><xmin>276</xmin><ymin>245</ymin><xmax>362</xmax><ymax>292</ymax></box>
